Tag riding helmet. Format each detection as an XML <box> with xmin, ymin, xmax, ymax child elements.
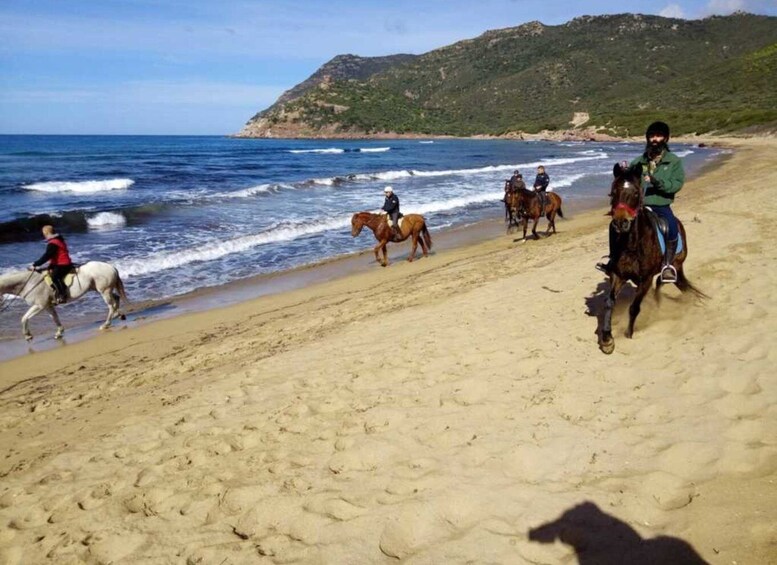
<box><xmin>384</xmin><ymin>186</ymin><xmax>393</xmax><ymax>193</ymax></box>
<box><xmin>645</xmin><ymin>121</ymin><xmax>670</xmax><ymax>141</ymax></box>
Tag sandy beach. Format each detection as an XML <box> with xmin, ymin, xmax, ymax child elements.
<box><xmin>0</xmin><ymin>138</ymin><xmax>775</xmax><ymax>564</ymax></box>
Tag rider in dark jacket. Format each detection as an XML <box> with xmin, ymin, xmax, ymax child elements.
<box><xmin>533</xmin><ymin>165</ymin><xmax>550</xmax><ymax>212</ymax></box>
<box><xmin>382</xmin><ymin>186</ymin><xmax>401</xmax><ymax>239</ymax></box>
<box><xmin>30</xmin><ymin>225</ymin><xmax>73</xmax><ymax>304</ymax></box>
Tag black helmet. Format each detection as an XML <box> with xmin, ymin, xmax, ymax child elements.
<box><xmin>646</xmin><ymin>121</ymin><xmax>670</xmax><ymax>141</ymax></box>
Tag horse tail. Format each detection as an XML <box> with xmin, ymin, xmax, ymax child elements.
<box><xmin>675</xmin><ymin>269</ymin><xmax>708</xmax><ymax>299</ymax></box>
<box><xmin>555</xmin><ymin>195</ymin><xmax>564</xmax><ymax>218</ymax></box>
<box><xmin>113</xmin><ymin>269</ymin><xmax>129</xmax><ymax>302</ymax></box>
<box><xmin>422</xmin><ymin>222</ymin><xmax>433</xmax><ymax>250</ymax></box>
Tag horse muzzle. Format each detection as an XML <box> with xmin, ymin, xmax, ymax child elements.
<box><xmin>612</xmin><ymin>217</ymin><xmax>633</xmax><ymax>233</ymax></box>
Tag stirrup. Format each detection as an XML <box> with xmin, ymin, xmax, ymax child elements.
<box><xmin>659</xmin><ymin>265</ymin><xmax>677</xmax><ymax>283</ymax></box>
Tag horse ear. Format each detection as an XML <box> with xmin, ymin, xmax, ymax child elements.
<box><xmin>613</xmin><ymin>163</ymin><xmax>623</xmax><ymax>177</ymax></box>
<box><xmin>631</xmin><ymin>163</ymin><xmax>643</xmax><ymax>177</ymax></box>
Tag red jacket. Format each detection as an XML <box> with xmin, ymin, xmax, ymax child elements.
<box><xmin>33</xmin><ymin>235</ymin><xmax>72</xmax><ymax>267</ymax></box>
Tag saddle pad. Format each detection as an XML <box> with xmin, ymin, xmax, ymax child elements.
<box><xmin>654</xmin><ymin>225</ymin><xmax>684</xmax><ymax>255</ymax></box>
<box><xmin>43</xmin><ymin>271</ymin><xmax>76</xmax><ymax>287</ymax></box>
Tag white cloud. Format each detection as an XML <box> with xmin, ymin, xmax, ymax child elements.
<box><xmin>659</xmin><ymin>4</ymin><xmax>686</xmax><ymax>18</ymax></box>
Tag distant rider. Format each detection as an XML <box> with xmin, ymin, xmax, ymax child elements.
<box><xmin>29</xmin><ymin>225</ymin><xmax>73</xmax><ymax>304</ymax></box>
<box><xmin>381</xmin><ymin>186</ymin><xmax>402</xmax><ymax>240</ymax></box>
<box><xmin>597</xmin><ymin>120</ymin><xmax>685</xmax><ymax>282</ymax></box>
<box><xmin>509</xmin><ymin>170</ymin><xmax>525</xmax><ymax>192</ymax></box>
<box><xmin>533</xmin><ymin>165</ymin><xmax>550</xmax><ymax>212</ymax></box>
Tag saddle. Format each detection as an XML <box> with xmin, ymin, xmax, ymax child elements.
<box><xmin>42</xmin><ymin>269</ymin><xmax>76</xmax><ymax>288</ymax></box>
<box><xmin>644</xmin><ymin>208</ymin><xmax>684</xmax><ymax>255</ymax></box>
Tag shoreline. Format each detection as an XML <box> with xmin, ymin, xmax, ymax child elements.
<box><xmin>0</xmin><ymin>139</ymin><xmax>726</xmax><ymax>361</ymax></box>
<box><xmin>0</xmin><ymin>137</ymin><xmax>774</xmax><ymax>563</ymax></box>
<box><xmin>0</xmin><ymin>187</ymin><xmax>606</xmax><ymax>361</ymax></box>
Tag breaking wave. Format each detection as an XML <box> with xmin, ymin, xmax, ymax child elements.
<box><xmin>87</xmin><ymin>212</ymin><xmax>127</xmax><ymax>230</ymax></box>
<box><xmin>23</xmin><ymin>178</ymin><xmax>135</xmax><ymax>193</ymax></box>
<box><xmin>116</xmin><ymin>217</ymin><xmax>351</xmax><ymax>277</ymax></box>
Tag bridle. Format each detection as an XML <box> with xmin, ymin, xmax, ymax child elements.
<box><xmin>0</xmin><ymin>270</ymin><xmax>41</xmax><ymax>313</ymax></box>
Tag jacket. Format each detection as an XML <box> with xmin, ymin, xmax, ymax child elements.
<box><xmin>382</xmin><ymin>194</ymin><xmax>400</xmax><ymax>215</ymax></box>
<box><xmin>630</xmin><ymin>149</ymin><xmax>684</xmax><ymax>207</ymax></box>
<box><xmin>533</xmin><ymin>173</ymin><xmax>549</xmax><ymax>191</ymax></box>
<box><xmin>33</xmin><ymin>235</ymin><xmax>73</xmax><ymax>267</ymax></box>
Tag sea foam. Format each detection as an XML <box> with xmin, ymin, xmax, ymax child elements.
<box><xmin>87</xmin><ymin>212</ymin><xmax>127</xmax><ymax>230</ymax></box>
<box><xmin>23</xmin><ymin>178</ymin><xmax>135</xmax><ymax>193</ymax></box>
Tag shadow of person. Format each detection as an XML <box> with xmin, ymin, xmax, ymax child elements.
<box><xmin>529</xmin><ymin>501</ymin><xmax>708</xmax><ymax>564</ymax></box>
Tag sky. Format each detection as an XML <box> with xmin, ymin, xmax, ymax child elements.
<box><xmin>1</xmin><ymin>0</ymin><xmax>775</xmax><ymax>135</ymax></box>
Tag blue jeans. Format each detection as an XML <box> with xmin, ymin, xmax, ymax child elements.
<box><xmin>650</xmin><ymin>204</ymin><xmax>678</xmax><ymax>241</ymax></box>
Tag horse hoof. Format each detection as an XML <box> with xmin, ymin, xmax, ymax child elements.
<box><xmin>55</xmin><ymin>333</ymin><xmax>64</xmax><ymax>340</ymax></box>
<box><xmin>120</xmin><ymin>314</ymin><xmax>127</xmax><ymax>321</ymax></box>
<box><xmin>100</xmin><ymin>324</ymin><xmax>110</xmax><ymax>330</ymax></box>
<box><xmin>24</xmin><ymin>334</ymin><xmax>33</xmax><ymax>342</ymax></box>
<box><xmin>600</xmin><ymin>340</ymin><xmax>615</xmax><ymax>355</ymax></box>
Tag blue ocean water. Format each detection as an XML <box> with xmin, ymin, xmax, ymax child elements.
<box><xmin>0</xmin><ymin>135</ymin><xmax>720</xmax><ymax>315</ymax></box>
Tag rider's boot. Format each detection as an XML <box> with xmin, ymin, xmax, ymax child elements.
<box><xmin>659</xmin><ymin>238</ymin><xmax>678</xmax><ymax>283</ymax></box>
<box><xmin>596</xmin><ymin>225</ymin><xmax>617</xmax><ymax>275</ymax></box>
<box><xmin>392</xmin><ymin>226</ymin><xmax>401</xmax><ymax>241</ymax></box>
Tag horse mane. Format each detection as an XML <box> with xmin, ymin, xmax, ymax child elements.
<box><xmin>0</xmin><ymin>270</ymin><xmax>35</xmax><ymax>293</ymax></box>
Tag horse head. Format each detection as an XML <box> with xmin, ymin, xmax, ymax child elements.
<box><xmin>351</xmin><ymin>212</ymin><xmax>366</xmax><ymax>237</ymax></box>
<box><xmin>610</xmin><ymin>162</ymin><xmax>643</xmax><ymax>234</ymax></box>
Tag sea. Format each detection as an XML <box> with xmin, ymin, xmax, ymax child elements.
<box><xmin>0</xmin><ymin>135</ymin><xmax>723</xmax><ymax>341</ymax></box>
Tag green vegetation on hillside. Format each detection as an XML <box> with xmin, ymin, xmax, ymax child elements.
<box><xmin>245</xmin><ymin>13</ymin><xmax>777</xmax><ymax>136</ymax></box>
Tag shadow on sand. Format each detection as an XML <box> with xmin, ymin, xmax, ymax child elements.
<box><xmin>529</xmin><ymin>501</ymin><xmax>708</xmax><ymax>564</ymax></box>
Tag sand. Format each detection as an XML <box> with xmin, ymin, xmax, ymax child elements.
<box><xmin>0</xmin><ymin>138</ymin><xmax>775</xmax><ymax>564</ymax></box>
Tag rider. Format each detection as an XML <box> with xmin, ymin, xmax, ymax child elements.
<box><xmin>533</xmin><ymin>165</ymin><xmax>550</xmax><ymax>213</ymax></box>
<box><xmin>503</xmin><ymin>171</ymin><xmax>525</xmax><ymax>203</ymax></box>
<box><xmin>381</xmin><ymin>186</ymin><xmax>401</xmax><ymax>240</ymax></box>
<box><xmin>597</xmin><ymin>120</ymin><xmax>685</xmax><ymax>281</ymax></box>
<box><xmin>29</xmin><ymin>225</ymin><xmax>73</xmax><ymax>304</ymax></box>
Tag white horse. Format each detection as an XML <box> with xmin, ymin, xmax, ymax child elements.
<box><xmin>0</xmin><ymin>261</ymin><xmax>128</xmax><ymax>341</ymax></box>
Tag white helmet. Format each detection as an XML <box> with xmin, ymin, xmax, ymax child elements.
<box><xmin>384</xmin><ymin>186</ymin><xmax>393</xmax><ymax>194</ymax></box>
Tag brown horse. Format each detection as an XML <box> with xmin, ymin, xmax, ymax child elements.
<box><xmin>351</xmin><ymin>212</ymin><xmax>432</xmax><ymax>267</ymax></box>
<box><xmin>507</xmin><ymin>189</ymin><xmax>564</xmax><ymax>239</ymax></box>
<box><xmin>600</xmin><ymin>162</ymin><xmax>705</xmax><ymax>354</ymax></box>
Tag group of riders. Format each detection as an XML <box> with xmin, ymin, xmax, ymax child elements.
<box><xmin>28</xmin><ymin>121</ymin><xmax>683</xmax><ymax>305</ymax></box>
<box><xmin>503</xmin><ymin>164</ymin><xmax>551</xmax><ymax>214</ymax></box>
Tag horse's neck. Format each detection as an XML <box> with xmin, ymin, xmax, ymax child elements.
<box><xmin>0</xmin><ymin>271</ymin><xmax>37</xmax><ymax>294</ymax></box>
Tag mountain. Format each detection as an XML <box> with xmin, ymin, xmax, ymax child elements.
<box><xmin>236</xmin><ymin>13</ymin><xmax>777</xmax><ymax>138</ymax></box>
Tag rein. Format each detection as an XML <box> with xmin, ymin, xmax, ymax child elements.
<box><xmin>0</xmin><ymin>270</ymin><xmax>39</xmax><ymax>313</ymax></box>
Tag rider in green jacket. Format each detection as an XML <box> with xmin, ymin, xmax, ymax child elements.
<box><xmin>598</xmin><ymin>121</ymin><xmax>685</xmax><ymax>282</ymax></box>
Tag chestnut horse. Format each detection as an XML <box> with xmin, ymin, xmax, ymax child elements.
<box><xmin>351</xmin><ymin>212</ymin><xmax>432</xmax><ymax>267</ymax></box>
<box><xmin>599</xmin><ymin>162</ymin><xmax>705</xmax><ymax>354</ymax></box>
<box><xmin>507</xmin><ymin>189</ymin><xmax>564</xmax><ymax>239</ymax></box>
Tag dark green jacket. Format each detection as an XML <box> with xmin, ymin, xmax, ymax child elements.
<box><xmin>630</xmin><ymin>150</ymin><xmax>685</xmax><ymax>207</ymax></box>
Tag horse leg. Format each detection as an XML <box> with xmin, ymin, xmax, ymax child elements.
<box><xmin>532</xmin><ymin>216</ymin><xmax>539</xmax><ymax>239</ymax></box>
<box><xmin>417</xmin><ymin>229</ymin><xmax>429</xmax><ymax>256</ymax></box>
<box><xmin>408</xmin><ymin>231</ymin><xmax>419</xmax><ymax>262</ymax></box>
<box><xmin>47</xmin><ymin>305</ymin><xmax>65</xmax><ymax>339</ymax></box>
<box><xmin>626</xmin><ymin>279</ymin><xmax>652</xmax><ymax>339</ymax></box>
<box><xmin>21</xmin><ymin>304</ymin><xmax>44</xmax><ymax>341</ymax></box>
<box><xmin>373</xmin><ymin>242</ymin><xmax>383</xmax><ymax>265</ymax></box>
<box><xmin>100</xmin><ymin>289</ymin><xmax>117</xmax><ymax>329</ymax></box>
<box><xmin>381</xmin><ymin>243</ymin><xmax>389</xmax><ymax>267</ymax></box>
<box><xmin>600</xmin><ymin>276</ymin><xmax>624</xmax><ymax>355</ymax></box>
<box><xmin>522</xmin><ymin>217</ymin><xmax>528</xmax><ymax>240</ymax></box>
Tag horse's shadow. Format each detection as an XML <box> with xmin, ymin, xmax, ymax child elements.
<box><xmin>528</xmin><ymin>501</ymin><xmax>708</xmax><ymax>564</ymax></box>
<box><xmin>584</xmin><ymin>279</ymin><xmax>635</xmax><ymax>343</ymax></box>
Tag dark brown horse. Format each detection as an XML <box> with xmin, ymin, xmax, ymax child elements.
<box><xmin>507</xmin><ymin>189</ymin><xmax>564</xmax><ymax>239</ymax></box>
<box><xmin>351</xmin><ymin>212</ymin><xmax>432</xmax><ymax>267</ymax></box>
<box><xmin>599</xmin><ymin>162</ymin><xmax>705</xmax><ymax>354</ymax></box>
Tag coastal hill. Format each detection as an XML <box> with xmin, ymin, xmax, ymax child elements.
<box><xmin>236</xmin><ymin>12</ymin><xmax>777</xmax><ymax>138</ymax></box>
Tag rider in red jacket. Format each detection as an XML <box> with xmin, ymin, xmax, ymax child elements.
<box><xmin>29</xmin><ymin>225</ymin><xmax>73</xmax><ymax>304</ymax></box>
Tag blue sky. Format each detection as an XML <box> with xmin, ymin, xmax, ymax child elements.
<box><xmin>1</xmin><ymin>0</ymin><xmax>775</xmax><ymax>135</ymax></box>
